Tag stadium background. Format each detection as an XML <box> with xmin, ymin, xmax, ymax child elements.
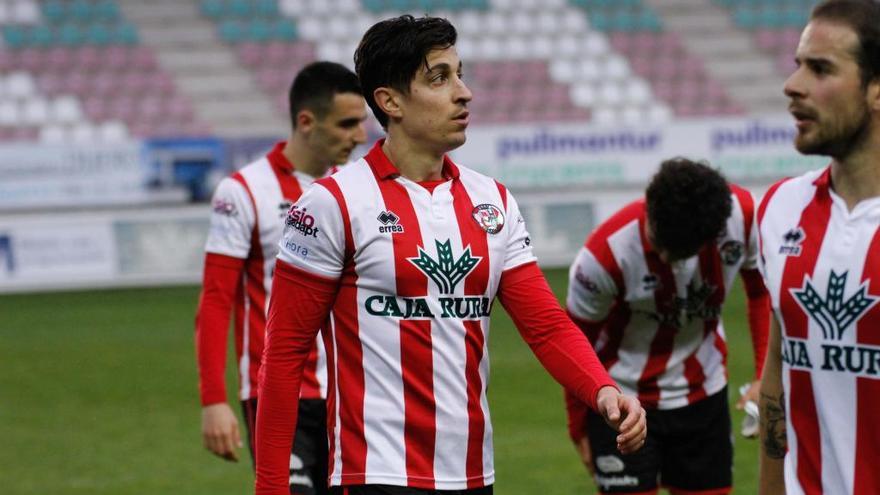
<box><xmin>0</xmin><ymin>0</ymin><xmax>822</xmax><ymax>493</ymax></box>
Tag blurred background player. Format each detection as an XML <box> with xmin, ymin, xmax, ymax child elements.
<box><xmin>757</xmin><ymin>1</ymin><xmax>880</xmax><ymax>494</ymax></box>
<box><xmin>565</xmin><ymin>158</ymin><xmax>770</xmax><ymax>494</ymax></box>
<box><xmin>194</xmin><ymin>61</ymin><xmax>367</xmax><ymax>494</ymax></box>
<box><xmin>256</xmin><ymin>14</ymin><xmax>646</xmax><ymax>495</ymax></box>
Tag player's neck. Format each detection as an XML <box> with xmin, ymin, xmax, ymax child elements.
<box><xmin>381</xmin><ymin>133</ymin><xmax>445</xmax><ymax>182</ymax></box>
<box><xmin>285</xmin><ymin>136</ymin><xmax>329</xmax><ymax>179</ymax></box>
<box><xmin>830</xmin><ymin>135</ymin><xmax>880</xmax><ymax>210</ymax></box>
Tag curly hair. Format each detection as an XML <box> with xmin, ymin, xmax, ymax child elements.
<box><xmin>354</xmin><ymin>15</ymin><xmax>457</xmax><ymax>128</ymax></box>
<box><xmin>645</xmin><ymin>158</ymin><xmax>732</xmax><ymax>261</ymax></box>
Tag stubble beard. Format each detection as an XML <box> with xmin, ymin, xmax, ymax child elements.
<box><xmin>795</xmin><ymin>104</ymin><xmax>872</xmax><ymax>160</ymax></box>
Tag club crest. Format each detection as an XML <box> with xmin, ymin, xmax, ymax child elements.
<box><xmin>472</xmin><ymin>203</ymin><xmax>505</xmax><ymax>234</ymax></box>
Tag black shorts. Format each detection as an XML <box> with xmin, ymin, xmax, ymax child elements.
<box><xmin>586</xmin><ymin>387</ymin><xmax>732</xmax><ymax>494</ymax></box>
<box><xmin>329</xmin><ymin>485</ymin><xmax>492</xmax><ymax>495</ymax></box>
<box><xmin>243</xmin><ymin>398</ymin><xmax>329</xmax><ymax>495</ymax></box>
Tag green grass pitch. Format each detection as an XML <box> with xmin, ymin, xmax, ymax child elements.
<box><xmin>0</xmin><ymin>268</ymin><xmax>760</xmax><ymax>494</ymax></box>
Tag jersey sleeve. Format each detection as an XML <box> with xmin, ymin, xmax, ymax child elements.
<box><xmin>566</xmin><ymin>247</ymin><xmax>618</xmax><ymax>323</ymax></box>
<box><xmin>204</xmin><ymin>177</ymin><xmax>255</xmax><ymax>258</ymax></box>
<box><xmin>502</xmin><ymin>192</ymin><xmax>538</xmax><ymax>271</ymax></box>
<box><xmin>277</xmin><ymin>182</ymin><xmax>346</xmax><ymax>279</ymax></box>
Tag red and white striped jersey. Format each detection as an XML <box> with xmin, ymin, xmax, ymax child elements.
<box><xmin>200</xmin><ymin>141</ymin><xmax>328</xmax><ymax>402</ymax></box>
<box><xmin>758</xmin><ymin>167</ymin><xmax>880</xmax><ymax>495</ymax></box>
<box><xmin>567</xmin><ymin>185</ymin><xmax>759</xmax><ymax>410</ymax></box>
<box><xmin>275</xmin><ymin>141</ymin><xmax>537</xmax><ymax>489</ymax></box>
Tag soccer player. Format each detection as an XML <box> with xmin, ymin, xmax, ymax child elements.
<box><xmin>255</xmin><ymin>15</ymin><xmax>647</xmax><ymax>495</ymax></box>
<box><xmin>195</xmin><ymin>61</ymin><xmax>367</xmax><ymax>494</ymax></box>
<box><xmin>757</xmin><ymin>1</ymin><xmax>880</xmax><ymax>493</ymax></box>
<box><xmin>564</xmin><ymin>158</ymin><xmax>771</xmax><ymax>495</ymax></box>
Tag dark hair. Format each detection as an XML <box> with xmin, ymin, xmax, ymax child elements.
<box><xmin>354</xmin><ymin>15</ymin><xmax>457</xmax><ymax>128</ymax></box>
<box><xmin>811</xmin><ymin>0</ymin><xmax>880</xmax><ymax>87</ymax></box>
<box><xmin>289</xmin><ymin>61</ymin><xmax>362</xmax><ymax>128</ymax></box>
<box><xmin>646</xmin><ymin>158</ymin><xmax>732</xmax><ymax>261</ymax></box>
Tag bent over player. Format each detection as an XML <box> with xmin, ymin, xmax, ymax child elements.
<box><xmin>565</xmin><ymin>158</ymin><xmax>770</xmax><ymax>494</ymax></box>
<box><xmin>195</xmin><ymin>61</ymin><xmax>367</xmax><ymax>494</ymax></box>
<box><xmin>255</xmin><ymin>15</ymin><xmax>647</xmax><ymax>495</ymax></box>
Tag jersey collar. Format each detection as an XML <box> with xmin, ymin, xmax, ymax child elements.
<box><xmin>267</xmin><ymin>141</ymin><xmax>295</xmax><ymax>174</ymax></box>
<box><xmin>365</xmin><ymin>139</ymin><xmax>460</xmax><ymax>181</ymax></box>
<box><xmin>813</xmin><ymin>165</ymin><xmax>832</xmax><ymax>191</ymax></box>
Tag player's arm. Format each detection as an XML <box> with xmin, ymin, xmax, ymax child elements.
<box><xmin>255</xmin><ymin>183</ymin><xmax>345</xmax><ymax>495</ymax></box>
<box><xmin>497</xmin><ymin>262</ymin><xmax>645</xmax><ymax>453</ymax></box>
<box><xmin>195</xmin><ymin>178</ymin><xmax>254</xmax><ymax>461</ymax></box>
<box><xmin>494</xmin><ymin>190</ymin><xmax>643</xmax><ymax>453</ymax></box>
<box><xmin>196</xmin><ymin>253</ymin><xmax>246</xmax><ymax>461</ymax></box>
<box><xmin>737</xmin><ymin>190</ymin><xmax>771</xmax><ymax>408</ymax></box>
<box><xmin>738</xmin><ymin>268</ymin><xmax>771</xmax><ymax>409</ymax></box>
<box><xmin>758</xmin><ymin>315</ymin><xmax>786</xmax><ymax>495</ymax></box>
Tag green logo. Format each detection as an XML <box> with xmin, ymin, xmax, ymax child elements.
<box><xmin>792</xmin><ymin>271</ymin><xmax>879</xmax><ymax>340</ymax></box>
<box><xmin>408</xmin><ymin>239</ymin><xmax>481</xmax><ymax>294</ymax></box>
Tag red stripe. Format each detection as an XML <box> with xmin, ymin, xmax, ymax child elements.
<box><xmin>790</xmin><ymin>369</ymin><xmax>823</xmax><ymax>494</ymax></box>
<box><xmin>778</xmin><ymin>181</ymin><xmax>831</xmax><ymax>494</ymax></box>
<box><xmin>318</xmin><ymin>179</ymin><xmax>367</xmax><ymax>483</ymax></box>
<box><xmin>598</xmin><ymin>306</ymin><xmax>631</xmax><ymax>370</ymax></box>
<box><xmin>451</xmin><ymin>180</ymin><xmax>490</xmax><ymax>487</ymax></box>
<box><xmin>586</xmin><ymin>201</ymin><xmax>644</xmax><ymax>291</ymax></box>
<box><xmin>323</xmin><ymin>314</ymin><xmax>338</xmax><ymax>479</ymax></box>
<box><xmin>373</xmin><ymin>171</ymin><xmax>436</xmax><ymax>486</ymax></box>
<box><xmin>637</xmin><ymin>218</ymin><xmax>678</xmax><ymax>408</ymax></box>
<box><xmin>270</xmin><ymin>156</ymin><xmax>320</xmax><ymax>397</ymax></box>
<box><xmin>231</xmin><ymin>173</ymin><xmax>266</xmax><ymax>399</ymax></box>
<box><xmin>854</xmin><ymin>225</ymin><xmax>880</xmax><ymax>491</ymax></box>
<box><xmin>270</xmin><ymin>159</ymin><xmax>304</xmax><ymax>201</ymax></box>
<box><xmin>730</xmin><ymin>183</ymin><xmax>754</xmax><ymax>245</ymax></box>
<box><xmin>684</xmin><ymin>244</ymin><xmax>728</xmax><ymax>403</ymax></box>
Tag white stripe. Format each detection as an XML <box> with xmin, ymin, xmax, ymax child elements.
<box><xmin>239</xmin><ymin>275</ymin><xmax>251</xmax><ymax>400</ymax></box>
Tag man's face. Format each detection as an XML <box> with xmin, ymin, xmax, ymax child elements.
<box><xmin>395</xmin><ymin>45</ymin><xmax>472</xmax><ymax>154</ymax></box>
<box><xmin>783</xmin><ymin>20</ymin><xmax>873</xmax><ymax>158</ymax></box>
<box><xmin>309</xmin><ymin>92</ymin><xmax>368</xmax><ymax>165</ymax></box>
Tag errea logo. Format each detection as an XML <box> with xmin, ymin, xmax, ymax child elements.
<box><xmin>779</xmin><ymin>227</ymin><xmax>805</xmax><ymax>256</ymax></box>
<box><xmin>377</xmin><ymin>210</ymin><xmax>404</xmax><ymax>234</ymax></box>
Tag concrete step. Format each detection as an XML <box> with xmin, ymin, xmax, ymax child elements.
<box><xmin>138</xmin><ymin>24</ymin><xmax>217</xmax><ymax>47</ymax></box>
<box><xmin>158</xmin><ymin>49</ymin><xmax>238</xmax><ymax>71</ymax></box>
<box><xmin>210</xmin><ymin>120</ymin><xmax>288</xmax><ymax>138</ymax></box>
<box><xmin>175</xmin><ymin>73</ymin><xmax>254</xmax><ymax>95</ymax></box>
<box><xmin>705</xmin><ymin>58</ymin><xmax>778</xmax><ymax>80</ymax></box>
<box><xmin>662</xmin><ymin>13</ymin><xmax>732</xmax><ymax>33</ymax></box>
<box><xmin>119</xmin><ymin>2</ymin><xmax>200</xmax><ymax>21</ymax></box>
<box><xmin>194</xmin><ymin>98</ymin><xmax>278</xmax><ymax>120</ymax></box>
<box><xmin>685</xmin><ymin>36</ymin><xmax>755</xmax><ymax>56</ymax></box>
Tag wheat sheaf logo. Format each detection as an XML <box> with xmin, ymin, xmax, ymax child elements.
<box><xmin>791</xmin><ymin>270</ymin><xmax>879</xmax><ymax>340</ymax></box>
<box><xmin>408</xmin><ymin>239</ymin><xmax>481</xmax><ymax>294</ymax></box>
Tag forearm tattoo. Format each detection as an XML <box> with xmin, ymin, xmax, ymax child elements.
<box><xmin>760</xmin><ymin>391</ymin><xmax>787</xmax><ymax>459</ymax></box>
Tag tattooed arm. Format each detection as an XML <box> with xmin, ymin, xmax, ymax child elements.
<box><xmin>759</xmin><ymin>316</ymin><xmax>787</xmax><ymax>495</ymax></box>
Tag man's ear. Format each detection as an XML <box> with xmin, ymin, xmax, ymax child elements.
<box><xmin>296</xmin><ymin>109</ymin><xmax>316</xmax><ymax>132</ymax></box>
<box><xmin>869</xmin><ymin>77</ymin><xmax>880</xmax><ymax>113</ymax></box>
<box><xmin>374</xmin><ymin>87</ymin><xmax>402</xmax><ymax>122</ymax></box>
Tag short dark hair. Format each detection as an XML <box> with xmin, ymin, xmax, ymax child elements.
<box><xmin>354</xmin><ymin>15</ymin><xmax>457</xmax><ymax>128</ymax></box>
<box><xmin>646</xmin><ymin>158</ymin><xmax>732</xmax><ymax>261</ymax></box>
<box><xmin>811</xmin><ymin>0</ymin><xmax>880</xmax><ymax>87</ymax></box>
<box><xmin>289</xmin><ymin>61</ymin><xmax>362</xmax><ymax>128</ymax></box>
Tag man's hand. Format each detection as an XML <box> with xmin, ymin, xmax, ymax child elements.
<box><xmin>574</xmin><ymin>435</ymin><xmax>595</xmax><ymax>475</ymax></box>
<box><xmin>595</xmin><ymin>386</ymin><xmax>646</xmax><ymax>454</ymax></box>
<box><xmin>737</xmin><ymin>379</ymin><xmax>761</xmax><ymax>410</ymax></box>
<box><xmin>201</xmin><ymin>402</ymin><xmax>243</xmax><ymax>462</ymax></box>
